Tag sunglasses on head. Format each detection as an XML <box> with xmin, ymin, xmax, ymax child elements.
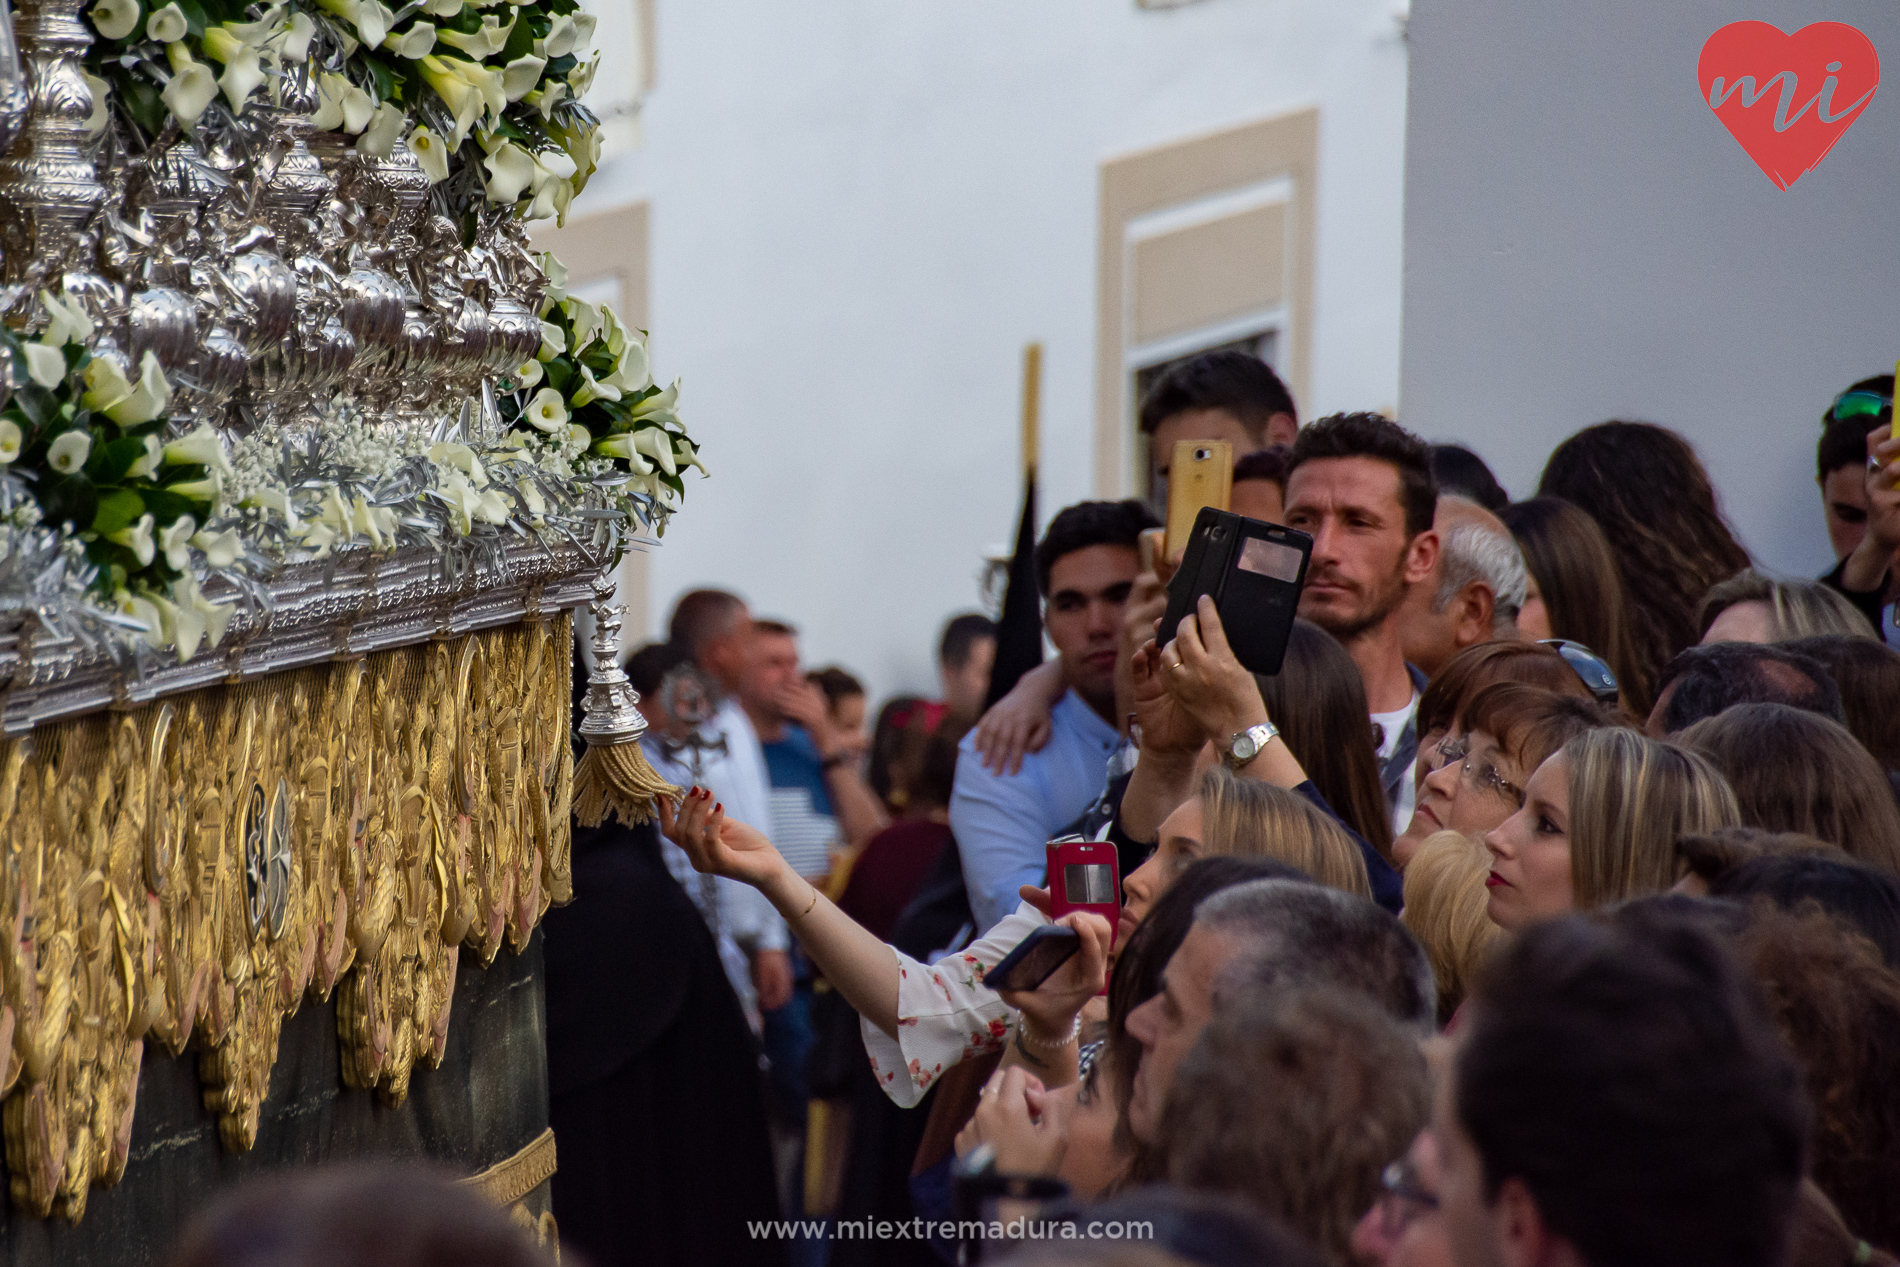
<box><xmin>1539</xmin><ymin>639</ymin><xmax>1620</xmax><ymax>706</ymax></box>
<box><xmin>1829</xmin><ymin>389</ymin><xmax>1892</xmax><ymax>425</ymax></box>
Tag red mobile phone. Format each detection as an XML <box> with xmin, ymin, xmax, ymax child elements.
<box><xmin>1047</xmin><ymin>834</ymin><xmax>1121</xmax><ymax>948</ymax></box>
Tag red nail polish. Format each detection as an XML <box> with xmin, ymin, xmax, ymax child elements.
<box><xmin>714</xmin><ymin>802</ymin><xmax>722</xmax><ymax>813</ymax></box>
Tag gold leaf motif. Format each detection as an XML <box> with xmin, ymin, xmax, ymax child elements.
<box><xmin>0</xmin><ymin>616</ymin><xmax>575</xmax><ymax>1222</ymax></box>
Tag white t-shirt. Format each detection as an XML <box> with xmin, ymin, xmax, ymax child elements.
<box><xmin>1372</xmin><ymin>693</ymin><xmax>1420</xmax><ymax>840</ymax></box>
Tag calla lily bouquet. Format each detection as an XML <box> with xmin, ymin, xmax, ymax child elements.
<box><xmin>0</xmin><ymin>292</ymin><xmax>241</xmax><ymax>661</ymax></box>
<box><xmin>85</xmin><ymin>0</ymin><xmax>601</xmax><ymax>223</ymax></box>
<box><xmin>496</xmin><ymin>253</ymin><xmax>705</xmax><ymax>533</ymax></box>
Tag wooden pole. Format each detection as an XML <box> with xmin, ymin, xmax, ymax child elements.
<box><xmin>1021</xmin><ymin>342</ymin><xmax>1042</xmax><ymax>477</ymax></box>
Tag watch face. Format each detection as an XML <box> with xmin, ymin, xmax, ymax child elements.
<box><xmin>1234</xmin><ymin>734</ymin><xmax>1258</xmax><ymax>761</ymax></box>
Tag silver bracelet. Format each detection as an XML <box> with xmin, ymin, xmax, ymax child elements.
<box><xmin>1017</xmin><ymin>1013</ymin><xmax>1081</xmax><ymax>1053</ymax></box>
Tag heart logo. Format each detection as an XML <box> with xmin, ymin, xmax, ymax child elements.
<box><xmin>1698</xmin><ymin>21</ymin><xmax>1880</xmax><ymax>189</ymax></box>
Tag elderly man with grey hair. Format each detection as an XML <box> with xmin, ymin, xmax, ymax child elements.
<box><xmin>1121</xmin><ymin>878</ymin><xmax>1436</xmax><ymax>1146</ymax></box>
<box><xmin>1399</xmin><ymin>494</ymin><xmax>1530</xmax><ymax>676</ymax></box>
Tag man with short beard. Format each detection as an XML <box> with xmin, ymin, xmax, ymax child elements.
<box><xmin>1282</xmin><ymin>414</ymin><xmax>1440</xmax><ymax>836</ymax></box>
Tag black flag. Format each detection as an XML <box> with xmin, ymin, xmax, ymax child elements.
<box><xmin>985</xmin><ymin>472</ymin><xmax>1042</xmax><ymax>709</ymax></box>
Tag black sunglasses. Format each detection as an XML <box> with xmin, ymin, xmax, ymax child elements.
<box><xmin>1539</xmin><ymin>639</ymin><xmax>1620</xmax><ymax>706</ymax></box>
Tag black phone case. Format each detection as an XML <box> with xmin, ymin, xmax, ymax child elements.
<box><xmin>1160</xmin><ymin>507</ymin><xmax>1313</xmax><ymax>677</ymax></box>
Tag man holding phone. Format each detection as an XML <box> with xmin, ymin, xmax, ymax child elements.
<box><xmin>950</xmin><ymin>500</ymin><xmax>1158</xmax><ymax>934</ymax></box>
<box><xmin>1281</xmin><ymin>414</ymin><xmax>1441</xmax><ymax>836</ymax></box>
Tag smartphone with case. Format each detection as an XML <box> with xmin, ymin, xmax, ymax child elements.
<box><xmin>1165</xmin><ymin>440</ymin><xmax>1233</xmax><ymax>557</ymax></box>
<box><xmin>1047</xmin><ymin>834</ymin><xmax>1120</xmax><ymax>946</ymax></box>
<box><xmin>1159</xmin><ymin>507</ymin><xmax>1313</xmax><ymax>677</ymax></box>
<box><xmin>982</xmin><ymin>924</ymin><xmax>1081</xmax><ymax>993</ymax></box>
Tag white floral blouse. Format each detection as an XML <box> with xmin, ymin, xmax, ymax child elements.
<box><xmin>860</xmin><ymin>905</ymin><xmax>1046</xmax><ymax>1108</ymax></box>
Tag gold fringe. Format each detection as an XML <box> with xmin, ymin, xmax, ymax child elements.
<box><xmin>0</xmin><ymin>614</ymin><xmax>576</xmax><ymax>1223</ymax></box>
<box><xmin>571</xmin><ymin>740</ymin><xmax>679</xmax><ymax>828</ymax></box>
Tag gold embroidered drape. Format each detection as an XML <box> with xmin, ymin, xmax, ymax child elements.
<box><xmin>0</xmin><ymin>615</ymin><xmax>574</xmax><ymax>1221</ymax></box>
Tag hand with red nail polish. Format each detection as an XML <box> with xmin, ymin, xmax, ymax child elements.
<box><xmin>659</xmin><ymin>783</ymin><xmax>781</xmax><ymax>889</ymax></box>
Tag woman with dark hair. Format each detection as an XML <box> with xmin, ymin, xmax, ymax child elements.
<box><xmin>1498</xmin><ymin>496</ymin><xmax>1655</xmax><ymax>715</ymax></box>
<box><xmin>1783</xmin><ymin>635</ymin><xmax>1900</xmax><ymax>771</ymax></box>
<box><xmin>1395</xmin><ymin>642</ymin><xmax>1592</xmax><ymax>866</ymax></box>
<box><xmin>866</xmin><ymin>695</ymin><xmax>944</xmax><ymax>814</ymax></box>
<box><xmin>1256</xmin><ymin>619</ymin><xmax>1395</xmax><ymax>862</ymax></box>
<box><xmin>1536</xmin><ymin>421</ymin><xmax>1751</xmax><ymax>694</ymax></box>
<box><xmin>1408</xmin><ymin>683</ymin><xmax>1613</xmax><ymax>868</ymax></box>
<box><xmin>1676</xmin><ymin>703</ymin><xmax>1900</xmax><ymax>874</ymax></box>
<box><xmin>1730</xmin><ymin>904</ymin><xmax>1900</xmax><ymax>1254</ymax></box>
<box><xmin>957</xmin><ymin>856</ymin><xmax>1311</xmax><ymax>1197</ymax></box>
<box><xmin>1709</xmin><ymin>851</ymin><xmax>1900</xmax><ymax>970</ymax></box>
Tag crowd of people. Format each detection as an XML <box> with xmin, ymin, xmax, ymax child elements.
<box><xmin>543</xmin><ymin>348</ymin><xmax>1900</xmax><ymax>1267</ymax></box>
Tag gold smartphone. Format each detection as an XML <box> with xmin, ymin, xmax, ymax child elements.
<box><xmin>1166</xmin><ymin>440</ymin><xmax>1233</xmax><ymax>557</ymax></box>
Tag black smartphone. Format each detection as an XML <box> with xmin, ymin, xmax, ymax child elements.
<box><xmin>1159</xmin><ymin>507</ymin><xmax>1313</xmax><ymax>676</ymax></box>
<box><xmin>982</xmin><ymin>925</ymin><xmax>1081</xmax><ymax>994</ymax></box>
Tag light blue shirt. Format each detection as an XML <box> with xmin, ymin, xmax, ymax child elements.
<box><xmin>950</xmin><ymin>689</ymin><xmax>1122</xmax><ymax>935</ymax></box>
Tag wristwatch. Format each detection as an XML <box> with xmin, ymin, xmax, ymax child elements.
<box><xmin>1222</xmin><ymin>722</ymin><xmax>1279</xmax><ymax>771</ymax></box>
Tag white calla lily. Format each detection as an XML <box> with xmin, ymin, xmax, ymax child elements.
<box><xmin>422</xmin><ymin>0</ymin><xmax>461</xmax><ymax>13</ymax></box>
<box><xmin>167</xmin><ymin>471</ymin><xmax>224</xmax><ymax>503</ymax></box>
<box><xmin>174</xmin><ymin>576</ymin><xmax>235</xmax><ymax>648</ymax></box>
<box><xmin>163</xmin><ymin>422</ymin><xmax>234</xmax><ymax>474</ymax></box>
<box><xmin>89</xmin><ymin>0</ymin><xmax>140</xmax><ymax>40</ymax></box>
<box><xmin>418</xmin><ymin>55</ymin><xmax>486</xmax><ymax>146</ymax></box>
<box><xmin>537</xmin><ymin>319</ymin><xmax>565</xmax><ymax>361</ymax></box>
<box><xmin>562</xmin><ymin>296</ymin><xmax>601</xmax><ymax>348</ymax></box>
<box><xmin>524</xmin><ymin>387</ymin><xmax>568</xmax><ymax>432</ymax></box>
<box><xmin>82</xmin><ymin>72</ymin><xmax>111</xmax><ymax>135</ymax></box>
<box><xmin>675</xmin><ymin>436</ymin><xmax>708</xmax><ymax>476</ymax></box>
<box><xmin>23</xmin><ymin>342</ymin><xmax>67</xmax><ymax>389</ymax></box>
<box><xmin>540</xmin><ymin>12</ymin><xmax>580</xmax><ymax>58</ymax></box>
<box><xmin>509</xmin><ymin>358</ymin><xmax>542</xmax><ymax>389</ymax></box>
<box><xmin>162</xmin><ymin>592</ymin><xmax>206</xmax><ymax>661</ymax></box>
<box><xmin>501</xmin><ymin>54</ymin><xmax>544</xmax><ymax>101</ymax></box>
<box><xmin>158</xmin><ymin>514</ymin><xmax>196</xmax><ymax>571</ymax></box>
<box><xmin>384</xmin><ymin>21</ymin><xmax>435</xmax><ymax>58</ymax></box>
<box><xmin>145</xmin><ymin>2</ymin><xmax>186</xmax><ymax>41</ymax></box>
<box><xmin>357</xmin><ymin>101</ymin><xmax>404</xmax><ymax>157</ymax></box>
<box><xmin>102</xmin><ymin>351</ymin><xmax>172</xmax><ymax>426</ymax></box>
<box><xmin>570</xmin><ymin>364</ymin><xmax>619</xmax><ymax>406</ymax></box>
<box><xmin>0</xmin><ymin>419</ymin><xmax>21</xmax><ymax>466</ymax></box>
<box><xmin>278</xmin><ymin>12</ymin><xmax>316</xmax><ymax>59</ymax></box>
<box><xmin>39</xmin><ymin>289</ymin><xmax>94</xmax><ymax>347</ymax></box>
<box><xmin>116</xmin><ymin>590</ymin><xmax>166</xmax><ymax>643</ymax></box>
<box><xmin>81</xmin><ymin>355</ymin><xmax>135</xmax><ymax>412</ymax></box>
<box><xmin>627</xmin><ymin>380</ymin><xmax>678</xmax><ymax>420</ymax></box>
<box><xmin>191</xmin><ymin>527</ymin><xmax>241</xmax><ymax>568</ymax></box>
<box><xmin>161</xmin><ymin>52</ymin><xmax>219</xmax><ymax>125</ymax></box>
<box><xmin>409</xmin><ymin>125</ymin><xmax>451</xmax><ymax>183</ymax></box>
<box><xmin>602</xmin><ymin>337</ymin><xmax>649</xmax><ymax>394</ymax></box>
<box><xmin>216</xmin><ymin>46</ymin><xmax>267</xmax><ymax>110</ymax></box>
<box><xmin>437</xmin><ymin>11</ymin><xmax>511</xmax><ymax>57</ymax></box>
<box><xmin>481</xmin><ymin>139</ymin><xmax>536</xmax><ymax>204</ymax></box>
<box><xmin>632</xmin><ymin>427</ymin><xmax>677</xmax><ymax>475</ymax></box>
<box><xmin>590</xmin><ymin>433</ymin><xmax>652</xmax><ymax>473</ymax></box>
<box><xmin>338</xmin><ymin>78</ymin><xmax>376</xmax><ymax>132</ymax></box>
<box><xmin>539</xmin><ymin>252</ymin><xmax>569</xmax><ymax>299</ymax></box>
<box><xmin>309</xmin><ymin>70</ymin><xmax>346</xmax><ymax>130</ymax></box>
<box><xmin>247</xmin><ymin>486</ymin><xmax>299</xmax><ymax>530</ymax></box>
<box><xmin>109</xmin><ymin>512</ymin><xmax>157</xmax><ymax>566</ymax></box>
<box><xmin>126</xmin><ymin>433</ymin><xmax>164</xmax><ymax>479</ymax></box>
<box><xmin>568</xmin><ymin>56</ymin><xmax>597</xmax><ymax>97</ymax></box>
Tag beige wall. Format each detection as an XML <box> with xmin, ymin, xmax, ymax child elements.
<box><xmin>1095</xmin><ymin>108</ymin><xmax>1318</xmax><ymax>497</ymax></box>
<box><xmin>533</xmin><ymin>202</ymin><xmax>653</xmax><ymax>646</ymax></box>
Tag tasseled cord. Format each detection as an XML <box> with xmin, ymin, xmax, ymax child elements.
<box><xmin>573</xmin><ymin>594</ymin><xmax>680</xmax><ymax>826</ymax></box>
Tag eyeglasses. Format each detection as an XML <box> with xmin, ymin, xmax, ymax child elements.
<box><xmin>1830</xmin><ymin>388</ymin><xmax>1892</xmax><ymax>424</ymax></box>
<box><xmin>1376</xmin><ymin>1159</ymin><xmax>1441</xmax><ymax>1237</ymax></box>
<box><xmin>1538</xmin><ymin>639</ymin><xmax>1620</xmax><ymax>706</ymax></box>
<box><xmin>1462</xmin><ymin>747</ymin><xmax>1526</xmax><ymax>808</ymax></box>
<box><xmin>1432</xmin><ymin>732</ymin><xmax>1470</xmax><ymax>765</ymax></box>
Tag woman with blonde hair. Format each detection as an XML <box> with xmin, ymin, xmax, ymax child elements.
<box><xmin>1400</xmin><ymin>830</ymin><xmax>1500</xmax><ymax>1024</ymax></box>
<box><xmin>1483</xmin><ymin>728</ymin><xmax>1740</xmax><ymax>931</ymax></box>
<box><xmin>1698</xmin><ymin>568</ymin><xmax>1878</xmax><ymax>643</ymax></box>
<box><xmin>1121</xmin><ymin>766</ymin><xmax>1373</xmax><ymax>919</ymax></box>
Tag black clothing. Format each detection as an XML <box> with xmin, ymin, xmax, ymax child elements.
<box><xmin>545</xmin><ymin>819</ymin><xmax>785</xmax><ymax>1267</ymax></box>
<box><xmin>1820</xmin><ymin>554</ymin><xmax>1891</xmax><ymax>633</ymax></box>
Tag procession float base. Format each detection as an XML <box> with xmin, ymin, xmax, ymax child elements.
<box><xmin>0</xmin><ymin>599</ymin><xmax>579</xmax><ymax>1242</ymax></box>
<box><xmin>0</xmin><ymin>933</ymin><xmax>554</xmax><ymax>1266</ymax></box>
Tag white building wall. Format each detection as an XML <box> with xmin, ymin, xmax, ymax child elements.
<box><xmin>1402</xmin><ymin>0</ymin><xmax>1900</xmax><ymax>579</ymax></box>
<box><xmin>566</xmin><ymin>0</ymin><xmax>1411</xmax><ymax>699</ymax></box>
